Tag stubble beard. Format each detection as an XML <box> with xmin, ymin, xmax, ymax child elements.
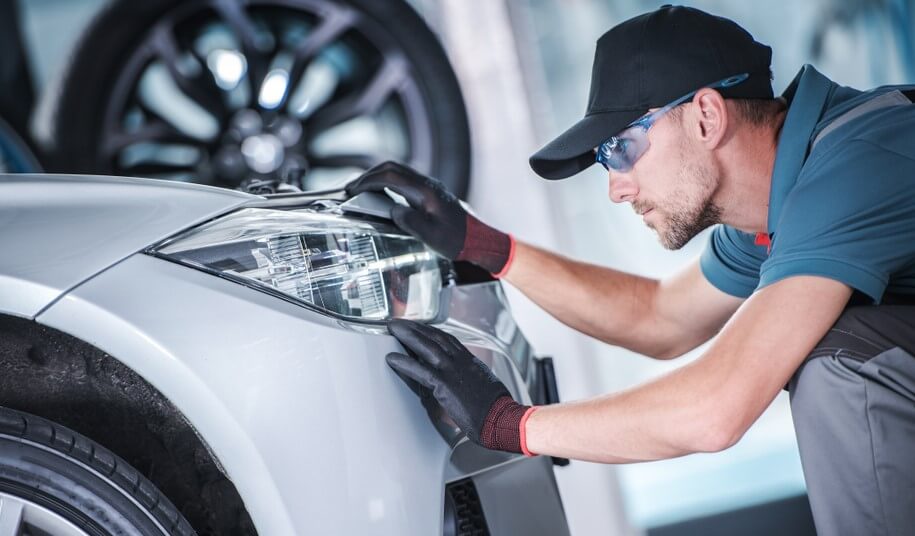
<box><xmin>649</xmin><ymin>145</ymin><xmax>723</xmax><ymax>250</ymax></box>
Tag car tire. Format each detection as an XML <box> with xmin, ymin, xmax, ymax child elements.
<box><xmin>0</xmin><ymin>406</ymin><xmax>196</xmax><ymax>536</ymax></box>
<box><xmin>47</xmin><ymin>0</ymin><xmax>472</xmax><ymax>197</ymax></box>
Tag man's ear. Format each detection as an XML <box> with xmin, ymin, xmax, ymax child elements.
<box><xmin>691</xmin><ymin>88</ymin><xmax>729</xmax><ymax>149</ymax></box>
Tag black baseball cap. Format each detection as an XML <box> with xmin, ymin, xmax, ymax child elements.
<box><xmin>529</xmin><ymin>5</ymin><xmax>773</xmax><ymax>180</ymax></box>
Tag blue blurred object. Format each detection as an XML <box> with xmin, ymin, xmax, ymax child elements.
<box><xmin>0</xmin><ymin>116</ymin><xmax>42</xmax><ymax>172</ymax></box>
<box><xmin>0</xmin><ymin>0</ymin><xmax>42</xmax><ymax>172</ymax></box>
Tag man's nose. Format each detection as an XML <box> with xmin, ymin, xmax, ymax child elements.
<box><xmin>608</xmin><ymin>171</ymin><xmax>638</xmax><ymax>203</ymax></box>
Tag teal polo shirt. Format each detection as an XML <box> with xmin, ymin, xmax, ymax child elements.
<box><xmin>701</xmin><ymin>65</ymin><xmax>915</xmax><ymax>303</ymax></box>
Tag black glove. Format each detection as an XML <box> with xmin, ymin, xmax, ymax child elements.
<box><xmin>346</xmin><ymin>161</ymin><xmax>514</xmax><ymax>276</ymax></box>
<box><xmin>385</xmin><ymin>319</ymin><xmax>537</xmax><ymax>454</ymax></box>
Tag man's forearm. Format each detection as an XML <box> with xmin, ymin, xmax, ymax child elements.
<box><xmin>522</xmin><ymin>276</ymin><xmax>853</xmax><ymax>464</ymax></box>
<box><xmin>502</xmin><ymin>241</ymin><xmax>673</xmax><ymax>357</ymax></box>
<box><xmin>523</xmin><ymin>352</ymin><xmax>733</xmax><ymax>463</ymax></box>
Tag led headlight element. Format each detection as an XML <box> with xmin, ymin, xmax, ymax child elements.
<box><xmin>152</xmin><ymin>208</ymin><xmax>447</xmax><ymax>321</ymax></box>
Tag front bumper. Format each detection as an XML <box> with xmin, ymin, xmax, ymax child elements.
<box><xmin>37</xmin><ymin>253</ymin><xmax>568</xmax><ymax>535</ymax></box>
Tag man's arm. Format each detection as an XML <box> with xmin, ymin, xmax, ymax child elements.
<box><xmin>503</xmin><ymin>241</ymin><xmax>744</xmax><ymax>359</ymax></box>
<box><xmin>524</xmin><ymin>275</ymin><xmax>852</xmax><ymax>463</ymax></box>
<box><xmin>345</xmin><ymin>162</ymin><xmax>742</xmax><ymax>359</ymax></box>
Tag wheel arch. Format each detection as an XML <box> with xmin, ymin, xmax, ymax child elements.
<box><xmin>0</xmin><ymin>313</ymin><xmax>257</xmax><ymax>535</ymax></box>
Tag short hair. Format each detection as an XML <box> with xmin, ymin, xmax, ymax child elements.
<box><xmin>728</xmin><ymin>98</ymin><xmax>785</xmax><ymax>127</ymax></box>
<box><xmin>668</xmin><ymin>96</ymin><xmax>784</xmax><ymax>128</ymax></box>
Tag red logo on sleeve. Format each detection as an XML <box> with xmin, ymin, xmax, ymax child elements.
<box><xmin>755</xmin><ymin>233</ymin><xmax>772</xmax><ymax>254</ymax></box>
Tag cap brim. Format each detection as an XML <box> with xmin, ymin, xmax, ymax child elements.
<box><xmin>529</xmin><ymin>109</ymin><xmax>644</xmax><ymax>180</ymax></box>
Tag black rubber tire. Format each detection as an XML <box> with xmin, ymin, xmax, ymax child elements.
<box><xmin>0</xmin><ymin>406</ymin><xmax>196</xmax><ymax>536</ymax></box>
<box><xmin>48</xmin><ymin>0</ymin><xmax>472</xmax><ymax>198</ymax></box>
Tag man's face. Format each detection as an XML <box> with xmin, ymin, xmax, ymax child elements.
<box><xmin>607</xmin><ymin>108</ymin><xmax>722</xmax><ymax>250</ymax></box>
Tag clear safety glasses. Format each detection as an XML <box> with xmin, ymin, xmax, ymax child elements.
<box><xmin>595</xmin><ymin>73</ymin><xmax>749</xmax><ymax>173</ymax></box>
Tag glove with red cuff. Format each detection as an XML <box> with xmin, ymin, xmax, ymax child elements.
<box><xmin>345</xmin><ymin>161</ymin><xmax>515</xmax><ymax>277</ymax></box>
<box><xmin>386</xmin><ymin>319</ymin><xmax>538</xmax><ymax>455</ymax></box>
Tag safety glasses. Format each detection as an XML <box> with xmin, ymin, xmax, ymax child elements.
<box><xmin>595</xmin><ymin>73</ymin><xmax>749</xmax><ymax>173</ymax></box>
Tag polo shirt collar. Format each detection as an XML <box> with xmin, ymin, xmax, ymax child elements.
<box><xmin>767</xmin><ymin>65</ymin><xmax>836</xmax><ymax>235</ymax></box>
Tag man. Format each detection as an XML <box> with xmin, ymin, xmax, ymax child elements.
<box><xmin>346</xmin><ymin>5</ymin><xmax>915</xmax><ymax>534</ymax></box>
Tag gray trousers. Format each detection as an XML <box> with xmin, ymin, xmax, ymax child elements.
<box><xmin>788</xmin><ymin>304</ymin><xmax>915</xmax><ymax>536</ymax></box>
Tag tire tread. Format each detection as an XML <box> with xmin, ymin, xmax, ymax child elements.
<box><xmin>0</xmin><ymin>406</ymin><xmax>196</xmax><ymax>536</ymax></box>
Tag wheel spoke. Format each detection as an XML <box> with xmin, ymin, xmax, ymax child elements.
<box><xmin>211</xmin><ymin>0</ymin><xmax>271</xmax><ymax>98</ymax></box>
<box><xmin>307</xmin><ymin>55</ymin><xmax>408</xmax><ymax>132</ymax></box>
<box><xmin>279</xmin><ymin>5</ymin><xmax>358</xmax><ymax>111</ymax></box>
<box><xmin>79</xmin><ymin>0</ymin><xmax>453</xmax><ymax>193</ymax></box>
<box><xmin>103</xmin><ymin>119</ymin><xmax>205</xmax><ymax>157</ymax></box>
<box><xmin>151</xmin><ymin>23</ymin><xmax>228</xmax><ymax>120</ymax></box>
<box><xmin>309</xmin><ymin>153</ymin><xmax>379</xmax><ymax>170</ymax></box>
<box><xmin>0</xmin><ymin>496</ymin><xmax>24</xmax><ymax>536</ymax></box>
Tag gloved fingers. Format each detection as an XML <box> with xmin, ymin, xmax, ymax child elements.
<box><xmin>388</xmin><ymin>358</ymin><xmax>434</xmax><ymax>399</ymax></box>
<box><xmin>437</xmin><ymin>326</ymin><xmax>475</xmax><ymax>356</ymax></box>
<box><xmin>345</xmin><ymin>161</ymin><xmax>429</xmax><ymax>208</ymax></box>
<box><xmin>421</xmin><ymin>325</ymin><xmax>492</xmax><ymax>378</ymax></box>
<box><xmin>386</xmin><ymin>352</ymin><xmax>438</xmax><ymax>389</ymax></box>
<box><xmin>388</xmin><ymin>319</ymin><xmax>456</xmax><ymax>367</ymax></box>
<box><xmin>399</xmin><ymin>318</ymin><xmax>472</xmax><ymax>358</ymax></box>
<box><xmin>390</xmin><ymin>205</ymin><xmax>422</xmax><ymax>236</ymax></box>
<box><xmin>345</xmin><ymin>161</ymin><xmax>397</xmax><ymax>195</ymax></box>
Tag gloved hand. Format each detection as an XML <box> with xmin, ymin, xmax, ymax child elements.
<box><xmin>346</xmin><ymin>161</ymin><xmax>515</xmax><ymax>276</ymax></box>
<box><xmin>386</xmin><ymin>319</ymin><xmax>538</xmax><ymax>455</ymax></box>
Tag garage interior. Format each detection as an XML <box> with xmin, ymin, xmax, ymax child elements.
<box><xmin>1</xmin><ymin>0</ymin><xmax>912</xmax><ymax>534</ymax></box>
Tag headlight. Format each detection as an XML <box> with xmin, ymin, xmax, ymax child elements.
<box><xmin>149</xmin><ymin>207</ymin><xmax>449</xmax><ymax>322</ymax></box>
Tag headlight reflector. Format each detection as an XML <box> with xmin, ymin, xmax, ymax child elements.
<box><xmin>150</xmin><ymin>208</ymin><xmax>447</xmax><ymax>321</ymax></box>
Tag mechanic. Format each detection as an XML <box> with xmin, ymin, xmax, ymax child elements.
<box><xmin>346</xmin><ymin>5</ymin><xmax>915</xmax><ymax>534</ymax></box>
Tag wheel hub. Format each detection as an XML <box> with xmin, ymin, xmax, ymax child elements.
<box><xmin>215</xmin><ymin>109</ymin><xmax>305</xmax><ymax>187</ymax></box>
<box><xmin>84</xmin><ymin>0</ymin><xmax>463</xmax><ymax>194</ymax></box>
<box><xmin>241</xmin><ymin>133</ymin><xmax>284</xmax><ymax>173</ymax></box>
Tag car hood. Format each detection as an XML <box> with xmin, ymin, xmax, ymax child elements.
<box><xmin>0</xmin><ymin>174</ymin><xmax>258</xmax><ymax>318</ymax></box>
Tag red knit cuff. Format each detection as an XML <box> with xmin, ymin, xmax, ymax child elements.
<box><xmin>458</xmin><ymin>215</ymin><xmax>512</xmax><ymax>274</ymax></box>
<box><xmin>492</xmin><ymin>234</ymin><xmax>516</xmax><ymax>279</ymax></box>
<box><xmin>479</xmin><ymin>396</ymin><xmax>530</xmax><ymax>453</ymax></box>
<box><xmin>519</xmin><ymin>406</ymin><xmax>539</xmax><ymax>457</ymax></box>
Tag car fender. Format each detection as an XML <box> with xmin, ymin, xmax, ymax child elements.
<box><xmin>0</xmin><ymin>174</ymin><xmax>255</xmax><ymax>318</ymax></box>
<box><xmin>37</xmin><ymin>253</ymin><xmax>461</xmax><ymax>535</ymax></box>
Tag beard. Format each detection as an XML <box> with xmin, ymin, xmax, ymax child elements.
<box><xmin>645</xmin><ymin>140</ymin><xmax>723</xmax><ymax>250</ymax></box>
<box><xmin>657</xmin><ymin>192</ymin><xmax>722</xmax><ymax>249</ymax></box>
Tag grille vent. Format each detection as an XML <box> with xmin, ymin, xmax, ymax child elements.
<box><xmin>443</xmin><ymin>478</ymin><xmax>490</xmax><ymax>536</ymax></box>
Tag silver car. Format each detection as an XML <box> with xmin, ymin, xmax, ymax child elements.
<box><xmin>0</xmin><ymin>173</ymin><xmax>570</xmax><ymax>536</ymax></box>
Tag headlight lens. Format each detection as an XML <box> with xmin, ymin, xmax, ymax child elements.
<box><xmin>150</xmin><ymin>207</ymin><xmax>448</xmax><ymax>322</ymax></box>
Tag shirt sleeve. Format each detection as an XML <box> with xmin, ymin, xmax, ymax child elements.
<box><xmin>700</xmin><ymin>225</ymin><xmax>768</xmax><ymax>298</ymax></box>
<box><xmin>759</xmin><ymin>139</ymin><xmax>915</xmax><ymax>303</ymax></box>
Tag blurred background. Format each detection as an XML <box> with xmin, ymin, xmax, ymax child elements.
<box><xmin>4</xmin><ymin>0</ymin><xmax>912</xmax><ymax>534</ymax></box>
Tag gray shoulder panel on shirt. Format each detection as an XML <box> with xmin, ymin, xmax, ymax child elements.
<box><xmin>811</xmin><ymin>90</ymin><xmax>911</xmax><ymax>151</ymax></box>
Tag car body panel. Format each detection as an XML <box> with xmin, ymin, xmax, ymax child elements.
<box><xmin>2</xmin><ymin>174</ymin><xmax>569</xmax><ymax>534</ymax></box>
<box><xmin>0</xmin><ymin>174</ymin><xmax>255</xmax><ymax>318</ymax></box>
<box><xmin>37</xmin><ymin>252</ymin><xmax>565</xmax><ymax>535</ymax></box>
